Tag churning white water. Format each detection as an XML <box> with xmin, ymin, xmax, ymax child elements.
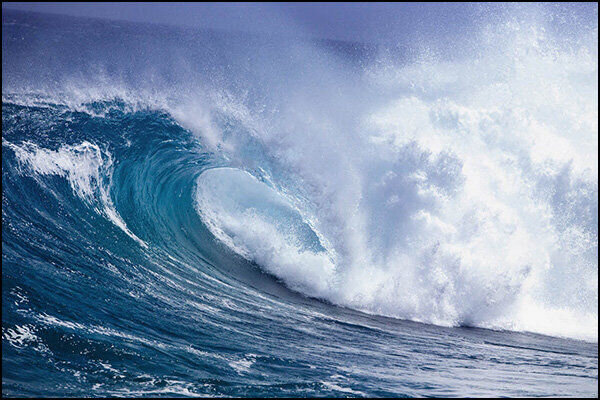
<box><xmin>192</xmin><ymin>8</ymin><xmax>598</xmax><ymax>341</ymax></box>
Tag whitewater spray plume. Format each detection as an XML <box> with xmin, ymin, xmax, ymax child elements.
<box><xmin>186</xmin><ymin>5</ymin><xmax>598</xmax><ymax>341</ymax></box>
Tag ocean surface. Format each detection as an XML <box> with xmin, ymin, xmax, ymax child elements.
<box><xmin>2</xmin><ymin>5</ymin><xmax>598</xmax><ymax>397</ymax></box>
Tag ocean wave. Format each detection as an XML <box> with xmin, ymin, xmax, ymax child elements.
<box><xmin>2</xmin><ymin>4</ymin><xmax>598</xmax><ymax>396</ymax></box>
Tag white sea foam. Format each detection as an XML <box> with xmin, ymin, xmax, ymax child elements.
<box><xmin>7</xmin><ymin>141</ymin><xmax>147</xmax><ymax>248</ymax></box>
<box><xmin>191</xmin><ymin>9</ymin><xmax>598</xmax><ymax>341</ymax></box>
<box><xmin>195</xmin><ymin>168</ymin><xmax>337</xmax><ymax>298</ymax></box>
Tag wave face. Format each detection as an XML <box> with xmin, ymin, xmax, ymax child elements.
<box><xmin>2</xmin><ymin>5</ymin><xmax>598</xmax><ymax>397</ymax></box>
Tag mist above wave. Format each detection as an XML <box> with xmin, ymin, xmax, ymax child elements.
<box><xmin>186</xmin><ymin>5</ymin><xmax>598</xmax><ymax>341</ymax></box>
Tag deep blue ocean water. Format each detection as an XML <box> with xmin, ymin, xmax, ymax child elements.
<box><xmin>2</xmin><ymin>7</ymin><xmax>598</xmax><ymax>397</ymax></box>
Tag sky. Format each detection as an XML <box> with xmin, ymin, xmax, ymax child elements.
<box><xmin>3</xmin><ymin>3</ymin><xmax>596</xmax><ymax>44</ymax></box>
<box><xmin>2</xmin><ymin>2</ymin><xmax>481</xmax><ymax>43</ymax></box>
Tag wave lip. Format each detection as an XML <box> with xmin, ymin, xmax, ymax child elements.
<box><xmin>6</xmin><ymin>139</ymin><xmax>148</xmax><ymax>248</ymax></box>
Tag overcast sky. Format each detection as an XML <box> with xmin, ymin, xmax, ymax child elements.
<box><xmin>2</xmin><ymin>2</ymin><xmax>485</xmax><ymax>43</ymax></box>
<box><xmin>4</xmin><ymin>2</ymin><xmax>596</xmax><ymax>43</ymax></box>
